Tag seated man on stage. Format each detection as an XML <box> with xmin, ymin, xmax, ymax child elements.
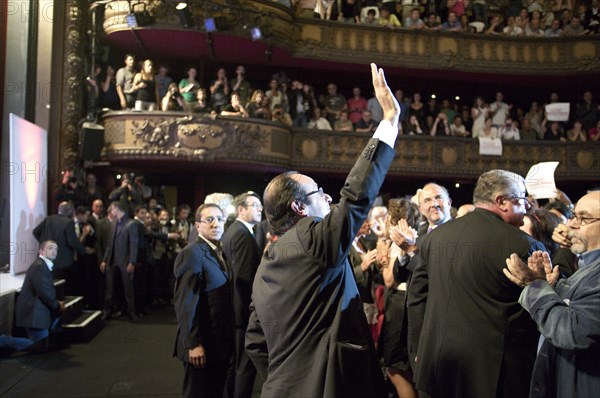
<box><xmin>15</xmin><ymin>240</ymin><xmax>65</xmax><ymax>348</ymax></box>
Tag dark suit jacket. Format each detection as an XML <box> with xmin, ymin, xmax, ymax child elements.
<box><xmin>32</xmin><ymin>214</ymin><xmax>86</xmax><ymax>270</ymax></box>
<box><xmin>407</xmin><ymin>208</ymin><xmax>546</xmax><ymax>398</ymax></box>
<box><xmin>94</xmin><ymin>216</ymin><xmax>112</xmax><ymax>263</ymax></box>
<box><xmin>222</xmin><ymin>220</ymin><xmax>261</xmax><ymax>328</ymax></box>
<box><xmin>246</xmin><ymin>138</ymin><xmax>393</xmax><ymax>398</ymax></box>
<box><xmin>103</xmin><ymin>216</ymin><xmax>138</xmax><ymax>266</ymax></box>
<box><xmin>15</xmin><ymin>257</ymin><xmax>60</xmax><ymax>329</ymax></box>
<box><xmin>173</xmin><ymin>239</ymin><xmax>234</xmax><ymax>364</ymax></box>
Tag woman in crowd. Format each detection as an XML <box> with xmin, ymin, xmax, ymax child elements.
<box><xmin>476</xmin><ymin>116</ymin><xmax>498</xmax><ymax>138</ymax></box>
<box><xmin>334</xmin><ymin>110</ymin><xmax>354</xmax><ymax>131</ymax></box>
<box><xmin>470</xmin><ymin>96</ymin><xmax>488</xmax><ymax>138</ymax></box>
<box><xmin>209</xmin><ymin>68</ymin><xmax>230</xmax><ymax>113</ymax></box>
<box><xmin>409</xmin><ymin>92</ymin><xmax>427</xmax><ymax>131</ymax></box>
<box><xmin>192</xmin><ymin>88</ymin><xmax>212</xmax><ymax>115</ymax></box>
<box><xmin>133</xmin><ymin>59</ymin><xmax>159</xmax><ymax>111</ymax></box>
<box><xmin>161</xmin><ymin>82</ymin><xmax>184</xmax><ymax>111</ymax></box>
<box><xmin>179</xmin><ymin>66</ymin><xmax>201</xmax><ymax>112</ymax></box>
<box><xmin>566</xmin><ymin>120</ymin><xmax>587</xmax><ymax>141</ymax></box>
<box><xmin>379</xmin><ymin>198</ymin><xmax>421</xmax><ymax>398</ymax></box>
<box><xmin>246</xmin><ymin>89</ymin><xmax>270</xmax><ymax>119</ymax></box>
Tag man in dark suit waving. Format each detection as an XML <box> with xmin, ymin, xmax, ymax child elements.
<box><xmin>222</xmin><ymin>192</ymin><xmax>263</xmax><ymax>398</ymax></box>
<box><xmin>245</xmin><ymin>64</ymin><xmax>400</xmax><ymax>398</ymax></box>
<box><xmin>173</xmin><ymin>204</ymin><xmax>234</xmax><ymax>398</ymax></box>
<box><xmin>15</xmin><ymin>240</ymin><xmax>65</xmax><ymax>345</ymax></box>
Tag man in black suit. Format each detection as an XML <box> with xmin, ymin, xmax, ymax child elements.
<box><xmin>173</xmin><ymin>204</ymin><xmax>234</xmax><ymax>398</ymax></box>
<box><xmin>222</xmin><ymin>192</ymin><xmax>263</xmax><ymax>398</ymax></box>
<box><xmin>15</xmin><ymin>241</ymin><xmax>65</xmax><ymax>344</ymax></box>
<box><xmin>245</xmin><ymin>64</ymin><xmax>399</xmax><ymax>397</ymax></box>
<box><xmin>407</xmin><ymin>169</ymin><xmax>546</xmax><ymax>398</ymax></box>
<box><xmin>32</xmin><ymin>201</ymin><xmax>89</xmax><ymax>293</ymax></box>
<box><xmin>100</xmin><ymin>201</ymin><xmax>139</xmax><ymax>321</ymax></box>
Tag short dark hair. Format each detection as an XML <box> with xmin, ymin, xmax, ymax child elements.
<box><xmin>134</xmin><ymin>205</ymin><xmax>147</xmax><ymax>215</ymax></box>
<box><xmin>195</xmin><ymin>203</ymin><xmax>223</xmax><ymax>222</ymax></box>
<box><xmin>75</xmin><ymin>206</ymin><xmax>90</xmax><ymax>216</ymax></box>
<box><xmin>234</xmin><ymin>192</ymin><xmax>261</xmax><ymax>211</ymax></box>
<box><xmin>39</xmin><ymin>240</ymin><xmax>57</xmax><ymax>252</ymax></box>
<box><xmin>263</xmin><ymin>171</ymin><xmax>308</xmax><ymax>236</ymax></box>
<box><xmin>111</xmin><ymin>201</ymin><xmax>126</xmax><ymax>213</ymax></box>
<box><xmin>543</xmin><ymin>200</ymin><xmax>573</xmax><ymax>220</ymax></box>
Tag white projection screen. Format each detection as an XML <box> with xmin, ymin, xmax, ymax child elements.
<box><xmin>9</xmin><ymin>113</ymin><xmax>48</xmax><ymax>275</ymax></box>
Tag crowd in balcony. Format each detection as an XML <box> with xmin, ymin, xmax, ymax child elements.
<box><xmin>89</xmin><ymin>54</ymin><xmax>600</xmax><ymax>142</ymax></box>
<box><xmin>286</xmin><ymin>0</ymin><xmax>599</xmax><ymax>36</ymax></box>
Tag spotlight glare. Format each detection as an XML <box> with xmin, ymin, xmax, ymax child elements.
<box><xmin>431</xmin><ymin>94</ymin><xmax>436</xmax><ymax>99</ymax></box>
<box><xmin>455</xmin><ymin>183</ymin><xmax>460</xmax><ymax>188</ymax></box>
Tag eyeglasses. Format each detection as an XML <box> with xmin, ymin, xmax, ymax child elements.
<box><xmin>199</xmin><ymin>216</ymin><xmax>226</xmax><ymax>224</ymax></box>
<box><xmin>568</xmin><ymin>214</ymin><xmax>600</xmax><ymax>226</ymax></box>
<box><xmin>246</xmin><ymin>203</ymin><xmax>263</xmax><ymax>210</ymax></box>
<box><xmin>305</xmin><ymin>187</ymin><xmax>324</xmax><ymax>198</ymax></box>
<box><xmin>422</xmin><ymin>195</ymin><xmax>447</xmax><ymax>205</ymax></box>
<box><xmin>507</xmin><ymin>196</ymin><xmax>532</xmax><ymax>208</ymax></box>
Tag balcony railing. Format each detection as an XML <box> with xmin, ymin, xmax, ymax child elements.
<box><xmin>102</xmin><ymin>111</ymin><xmax>599</xmax><ymax>180</ymax></box>
<box><xmin>101</xmin><ymin>0</ymin><xmax>600</xmax><ymax>75</ymax></box>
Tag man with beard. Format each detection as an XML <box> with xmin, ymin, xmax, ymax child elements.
<box><xmin>504</xmin><ymin>190</ymin><xmax>600</xmax><ymax>397</ymax></box>
<box><xmin>408</xmin><ymin>169</ymin><xmax>546</xmax><ymax>398</ymax></box>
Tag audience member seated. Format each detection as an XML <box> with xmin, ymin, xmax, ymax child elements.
<box><xmin>161</xmin><ymin>82</ymin><xmax>184</xmax><ymax>111</ymax></box>
<box><xmin>566</xmin><ymin>120</ymin><xmax>587</xmax><ymax>141</ymax></box>
<box><xmin>504</xmin><ymin>16</ymin><xmax>524</xmax><ymax>36</ymax></box>
<box><xmin>477</xmin><ymin>116</ymin><xmax>498</xmax><ymax>138</ymax></box>
<box><xmin>545</xmin><ymin>19</ymin><xmax>563</xmax><ymax>36</ymax></box>
<box><xmin>405</xmin><ymin>115</ymin><xmax>424</xmax><ymax>135</ymax></box>
<box><xmin>405</xmin><ymin>8</ymin><xmax>425</xmax><ymax>29</ymax></box>
<box><xmin>485</xmin><ymin>14</ymin><xmax>505</xmax><ymax>35</ymax></box>
<box><xmin>561</xmin><ymin>15</ymin><xmax>587</xmax><ymax>35</ymax></box>
<box><xmin>542</xmin><ymin>120</ymin><xmax>566</xmax><ymax>141</ymax></box>
<box><xmin>246</xmin><ymin>89</ymin><xmax>270</xmax><ymax>119</ymax></box>
<box><xmin>334</xmin><ymin>110</ymin><xmax>354</xmax><ymax>131</ymax></box>
<box><xmin>179</xmin><ymin>66</ymin><xmax>201</xmax><ymax>112</ymax></box>
<box><xmin>450</xmin><ymin>115</ymin><xmax>469</xmax><ymax>137</ymax></box>
<box><xmin>192</xmin><ymin>88</ymin><xmax>213</xmax><ymax>115</ymax></box>
<box><xmin>355</xmin><ymin>110</ymin><xmax>378</xmax><ymax>133</ymax></box>
<box><xmin>525</xmin><ymin>18</ymin><xmax>545</xmax><ymax>36</ymax></box>
<box><xmin>520</xmin><ymin>118</ymin><xmax>539</xmax><ymax>140</ymax></box>
<box><xmin>378</xmin><ymin>7</ymin><xmax>402</xmax><ymax>29</ymax></box>
<box><xmin>441</xmin><ymin>11</ymin><xmax>462</xmax><ymax>32</ymax></box>
<box><xmin>499</xmin><ymin>118</ymin><xmax>521</xmax><ymax>140</ymax></box>
<box><xmin>588</xmin><ymin>120</ymin><xmax>600</xmax><ymax>141</ymax></box>
<box><xmin>430</xmin><ymin>112</ymin><xmax>450</xmax><ymax>136</ymax></box>
<box><xmin>270</xmin><ymin>104</ymin><xmax>292</xmax><ymax>126</ymax></box>
<box><xmin>307</xmin><ymin>107</ymin><xmax>332</xmax><ymax>130</ymax></box>
<box><xmin>362</xmin><ymin>7</ymin><xmax>379</xmax><ymax>24</ymax></box>
<box><xmin>425</xmin><ymin>13</ymin><xmax>442</xmax><ymax>30</ymax></box>
<box><xmin>220</xmin><ymin>92</ymin><xmax>249</xmax><ymax>117</ymax></box>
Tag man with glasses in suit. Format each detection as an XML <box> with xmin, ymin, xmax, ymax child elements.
<box><xmin>173</xmin><ymin>204</ymin><xmax>234</xmax><ymax>398</ymax></box>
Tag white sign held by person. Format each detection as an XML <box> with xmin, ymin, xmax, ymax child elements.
<box><xmin>525</xmin><ymin>161</ymin><xmax>560</xmax><ymax>199</ymax></box>
<box><xmin>478</xmin><ymin>137</ymin><xmax>503</xmax><ymax>156</ymax></box>
<box><xmin>545</xmin><ymin>103</ymin><xmax>570</xmax><ymax>122</ymax></box>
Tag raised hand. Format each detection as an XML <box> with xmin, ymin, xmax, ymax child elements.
<box><xmin>370</xmin><ymin>63</ymin><xmax>400</xmax><ymax>125</ymax></box>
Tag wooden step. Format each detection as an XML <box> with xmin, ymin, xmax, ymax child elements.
<box><xmin>61</xmin><ymin>310</ymin><xmax>103</xmax><ymax>343</ymax></box>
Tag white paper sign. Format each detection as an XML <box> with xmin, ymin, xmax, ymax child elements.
<box><xmin>478</xmin><ymin>137</ymin><xmax>503</xmax><ymax>156</ymax></box>
<box><xmin>545</xmin><ymin>103</ymin><xmax>570</xmax><ymax>122</ymax></box>
<box><xmin>525</xmin><ymin>161</ymin><xmax>560</xmax><ymax>199</ymax></box>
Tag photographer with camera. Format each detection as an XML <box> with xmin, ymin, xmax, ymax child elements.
<box><xmin>108</xmin><ymin>173</ymin><xmax>143</xmax><ymax>217</ymax></box>
<box><xmin>270</xmin><ymin>104</ymin><xmax>292</xmax><ymax>127</ymax></box>
<box><xmin>161</xmin><ymin>82</ymin><xmax>184</xmax><ymax>111</ymax></box>
<box><xmin>53</xmin><ymin>167</ymin><xmax>86</xmax><ymax>208</ymax></box>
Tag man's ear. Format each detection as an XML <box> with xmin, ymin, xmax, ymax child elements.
<box><xmin>495</xmin><ymin>195</ymin><xmax>508</xmax><ymax>212</ymax></box>
<box><xmin>291</xmin><ymin>200</ymin><xmax>308</xmax><ymax>217</ymax></box>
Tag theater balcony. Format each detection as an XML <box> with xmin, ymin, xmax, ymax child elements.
<box><xmin>101</xmin><ymin>111</ymin><xmax>599</xmax><ymax>181</ymax></box>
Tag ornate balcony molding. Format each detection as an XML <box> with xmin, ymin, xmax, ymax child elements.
<box><xmin>101</xmin><ymin>0</ymin><xmax>599</xmax><ymax>75</ymax></box>
<box><xmin>102</xmin><ymin>112</ymin><xmax>599</xmax><ymax>181</ymax></box>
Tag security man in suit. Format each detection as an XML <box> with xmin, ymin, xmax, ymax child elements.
<box><xmin>100</xmin><ymin>201</ymin><xmax>139</xmax><ymax>321</ymax></box>
<box><xmin>245</xmin><ymin>64</ymin><xmax>399</xmax><ymax>398</ymax></box>
<box><xmin>32</xmin><ymin>201</ymin><xmax>88</xmax><ymax>293</ymax></box>
<box><xmin>222</xmin><ymin>192</ymin><xmax>263</xmax><ymax>398</ymax></box>
<box><xmin>173</xmin><ymin>204</ymin><xmax>234</xmax><ymax>398</ymax></box>
<box><xmin>15</xmin><ymin>240</ymin><xmax>65</xmax><ymax>345</ymax></box>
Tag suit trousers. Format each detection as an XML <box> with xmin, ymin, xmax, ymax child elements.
<box><xmin>234</xmin><ymin>327</ymin><xmax>257</xmax><ymax>398</ymax></box>
<box><xmin>104</xmin><ymin>264</ymin><xmax>135</xmax><ymax>316</ymax></box>
<box><xmin>183</xmin><ymin>359</ymin><xmax>229</xmax><ymax>398</ymax></box>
